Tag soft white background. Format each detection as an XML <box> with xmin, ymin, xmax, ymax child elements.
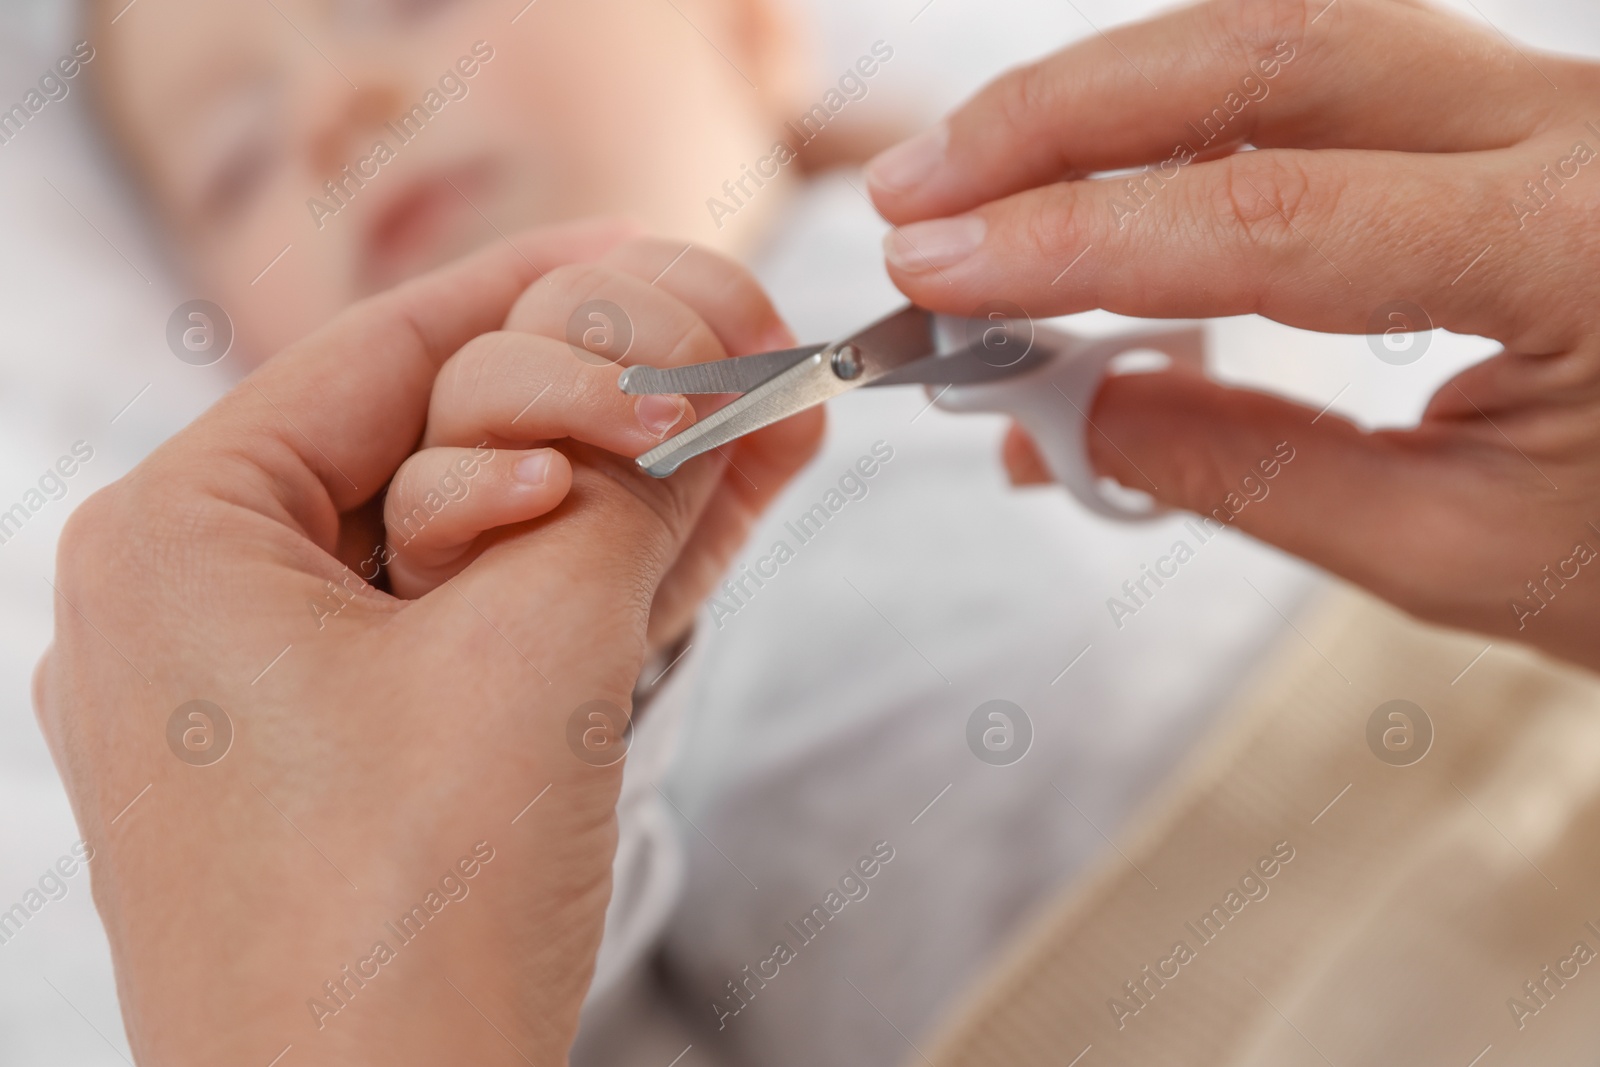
<box><xmin>0</xmin><ymin>0</ymin><xmax>1594</xmax><ymax>1062</ymax></box>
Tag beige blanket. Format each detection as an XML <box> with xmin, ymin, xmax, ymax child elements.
<box><xmin>922</xmin><ymin>585</ymin><xmax>1600</xmax><ymax>1066</ymax></box>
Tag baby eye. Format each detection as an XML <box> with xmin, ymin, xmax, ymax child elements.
<box><xmin>386</xmin><ymin>0</ymin><xmax>466</xmax><ymax>19</ymax></box>
<box><xmin>183</xmin><ymin>79</ymin><xmax>283</xmax><ymax>227</ymax></box>
<box><xmin>198</xmin><ymin>138</ymin><xmax>281</xmax><ymax>225</ymax></box>
<box><xmin>337</xmin><ymin>0</ymin><xmax>468</xmax><ymax>25</ymax></box>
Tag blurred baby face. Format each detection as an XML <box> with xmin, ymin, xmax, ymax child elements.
<box><xmin>98</xmin><ymin>0</ymin><xmax>803</xmax><ymax>359</ymax></box>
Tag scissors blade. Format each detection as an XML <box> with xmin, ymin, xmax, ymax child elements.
<box><xmin>865</xmin><ymin>311</ymin><xmax>1088</xmax><ymax>386</ymax></box>
<box><xmin>865</xmin><ymin>323</ymin><xmax>1204</xmax><ymax>386</ymax></box>
<box><xmin>632</xmin><ymin>306</ymin><xmax>944</xmax><ymax>477</ymax></box>
<box><xmin>633</xmin><ymin>349</ymin><xmax>850</xmax><ymax>476</ymax></box>
<box><xmin>867</xmin><ymin>332</ymin><xmax>1059</xmax><ymax>386</ymax></box>
<box><xmin>834</xmin><ymin>304</ymin><xmax>949</xmax><ymax>381</ymax></box>
<box><xmin>617</xmin><ymin>345</ymin><xmax>825</xmax><ymax>395</ymax></box>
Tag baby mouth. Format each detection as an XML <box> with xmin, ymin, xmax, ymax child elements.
<box><xmin>359</xmin><ymin>162</ymin><xmax>496</xmax><ymax>290</ymax></box>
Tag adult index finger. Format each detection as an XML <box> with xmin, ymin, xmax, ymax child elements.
<box><xmin>867</xmin><ymin>0</ymin><xmax>1563</xmax><ymax>228</ymax></box>
<box><xmin>882</xmin><ymin>146</ymin><xmax>1580</xmax><ymax>355</ymax></box>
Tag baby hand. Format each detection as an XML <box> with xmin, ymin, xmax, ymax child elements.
<box><xmin>381</xmin><ymin>236</ymin><xmax>823</xmax><ymax>633</ymax></box>
<box><xmin>381</xmin><ymin>329</ymin><xmax>695</xmax><ymax>598</ymax></box>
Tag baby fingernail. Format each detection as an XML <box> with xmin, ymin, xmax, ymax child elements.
<box><xmin>515</xmin><ymin>452</ymin><xmax>553</xmax><ymax>486</ymax></box>
<box><xmin>884</xmin><ymin>215</ymin><xmax>986</xmax><ymax>273</ymax></box>
<box><xmin>866</xmin><ymin>122</ymin><xmax>948</xmax><ymax>195</ymax></box>
<box><xmin>637</xmin><ymin>394</ymin><xmax>690</xmax><ymax>438</ymax></box>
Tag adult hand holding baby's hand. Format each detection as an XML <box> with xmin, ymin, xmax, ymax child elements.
<box><xmin>869</xmin><ymin>0</ymin><xmax>1600</xmax><ymax>671</ymax></box>
<box><xmin>382</xmin><ymin>235</ymin><xmax>822</xmax><ymax>652</ymax></box>
<box><xmin>33</xmin><ymin>220</ymin><xmax>816</xmax><ymax>1066</ymax></box>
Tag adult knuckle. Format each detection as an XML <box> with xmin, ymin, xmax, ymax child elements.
<box><xmin>1207</xmin><ymin>153</ymin><xmax>1325</xmax><ymax>249</ymax></box>
<box><xmin>55</xmin><ymin>488</ymin><xmax>121</xmax><ymax>594</ymax></box>
<box><xmin>991</xmin><ymin>60</ymin><xmax>1060</xmax><ymax>137</ymax></box>
<box><xmin>1018</xmin><ymin>189</ymin><xmax>1088</xmax><ymax>276</ymax></box>
<box><xmin>57</xmin><ymin>478</ymin><xmax>202</xmax><ymax>619</ymax></box>
<box><xmin>1207</xmin><ymin>0</ymin><xmax>1311</xmax><ymax>59</ymax></box>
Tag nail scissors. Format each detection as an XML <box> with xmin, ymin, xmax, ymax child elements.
<box><xmin>618</xmin><ymin>304</ymin><xmax>1202</xmax><ymax>521</ymax></box>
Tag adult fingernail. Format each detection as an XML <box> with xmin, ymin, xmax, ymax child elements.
<box><xmin>884</xmin><ymin>215</ymin><xmax>986</xmax><ymax>273</ymax></box>
<box><xmin>636</xmin><ymin>394</ymin><xmax>690</xmax><ymax>438</ymax></box>
<box><xmin>866</xmin><ymin>122</ymin><xmax>949</xmax><ymax>195</ymax></box>
<box><xmin>515</xmin><ymin>451</ymin><xmax>553</xmax><ymax>486</ymax></box>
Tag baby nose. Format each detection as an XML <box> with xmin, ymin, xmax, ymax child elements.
<box><xmin>304</xmin><ymin>79</ymin><xmax>406</xmax><ymax>178</ymax></box>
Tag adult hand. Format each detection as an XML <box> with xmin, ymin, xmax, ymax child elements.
<box><xmin>868</xmin><ymin>0</ymin><xmax>1600</xmax><ymax>671</ymax></box>
<box><xmin>33</xmin><ymin>220</ymin><xmax>817</xmax><ymax>1065</ymax></box>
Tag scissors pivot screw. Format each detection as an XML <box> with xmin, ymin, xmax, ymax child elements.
<box><xmin>830</xmin><ymin>344</ymin><xmax>863</xmax><ymax>381</ymax></box>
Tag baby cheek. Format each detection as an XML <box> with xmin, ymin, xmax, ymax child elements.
<box><xmin>203</xmin><ymin>202</ymin><xmax>358</xmax><ymax>362</ymax></box>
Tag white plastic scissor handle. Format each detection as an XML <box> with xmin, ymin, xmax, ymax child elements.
<box><xmin>931</xmin><ymin>324</ymin><xmax>1206</xmax><ymax>522</ymax></box>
